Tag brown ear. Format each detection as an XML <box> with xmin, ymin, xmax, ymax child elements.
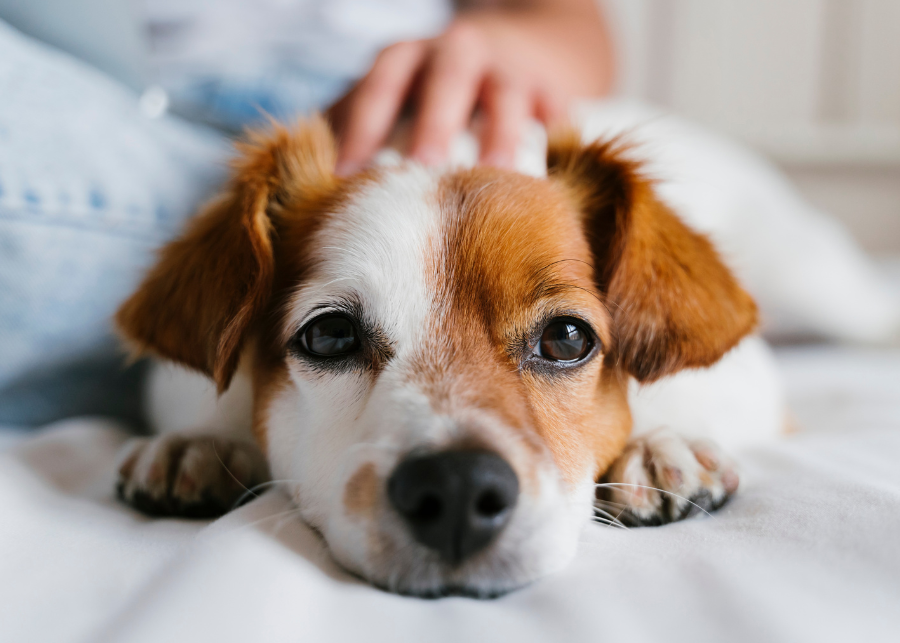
<box><xmin>116</xmin><ymin>116</ymin><xmax>337</xmax><ymax>392</ymax></box>
<box><xmin>547</xmin><ymin>131</ymin><xmax>758</xmax><ymax>383</ymax></box>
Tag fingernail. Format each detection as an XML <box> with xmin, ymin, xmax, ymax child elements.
<box><xmin>481</xmin><ymin>152</ymin><xmax>515</xmax><ymax>170</ymax></box>
<box><xmin>335</xmin><ymin>160</ymin><xmax>360</xmax><ymax>177</ymax></box>
<box><xmin>412</xmin><ymin>145</ymin><xmax>444</xmax><ymax>167</ymax></box>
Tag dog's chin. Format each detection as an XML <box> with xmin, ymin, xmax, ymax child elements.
<box><xmin>321</xmin><ymin>523</ymin><xmax>581</xmax><ymax>599</ymax></box>
<box><xmin>370</xmin><ymin>579</ymin><xmax>526</xmax><ymax>600</ymax></box>
<box><xmin>346</xmin><ymin>557</ymin><xmax>546</xmax><ymax>600</ymax></box>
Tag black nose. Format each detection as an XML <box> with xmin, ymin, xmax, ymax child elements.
<box><xmin>387</xmin><ymin>450</ymin><xmax>519</xmax><ymax>565</ymax></box>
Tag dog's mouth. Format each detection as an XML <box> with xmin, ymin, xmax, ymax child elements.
<box><xmin>370</xmin><ymin>579</ymin><xmax>519</xmax><ymax>600</ymax></box>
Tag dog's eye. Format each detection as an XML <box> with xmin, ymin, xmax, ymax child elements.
<box><xmin>537</xmin><ymin>319</ymin><xmax>592</xmax><ymax>362</ymax></box>
<box><xmin>300</xmin><ymin>315</ymin><xmax>359</xmax><ymax>357</ymax></box>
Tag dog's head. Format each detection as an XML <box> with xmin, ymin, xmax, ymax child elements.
<box><xmin>117</xmin><ymin>117</ymin><xmax>756</xmax><ymax>596</ymax></box>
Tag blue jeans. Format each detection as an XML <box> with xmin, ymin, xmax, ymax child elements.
<box><xmin>0</xmin><ymin>21</ymin><xmax>232</xmax><ymax>426</ymax></box>
<box><xmin>0</xmin><ymin>15</ymin><xmax>362</xmax><ymax>426</ymax></box>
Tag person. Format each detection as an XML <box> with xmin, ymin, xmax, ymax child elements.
<box><xmin>0</xmin><ymin>0</ymin><xmax>614</xmax><ymax>427</ymax></box>
<box><xmin>141</xmin><ymin>0</ymin><xmax>613</xmax><ymax>167</ymax></box>
<box><xmin>328</xmin><ymin>0</ymin><xmax>613</xmax><ymax>174</ymax></box>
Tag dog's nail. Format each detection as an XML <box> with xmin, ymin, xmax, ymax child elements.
<box><xmin>695</xmin><ymin>449</ymin><xmax>720</xmax><ymax>472</ymax></box>
<box><xmin>628</xmin><ymin>486</ymin><xmax>646</xmax><ymax>503</ymax></box>
<box><xmin>722</xmin><ymin>469</ymin><xmax>740</xmax><ymax>494</ymax></box>
<box><xmin>662</xmin><ymin>465</ymin><xmax>683</xmax><ymax>490</ymax></box>
<box><xmin>175</xmin><ymin>472</ymin><xmax>196</xmax><ymax>496</ymax></box>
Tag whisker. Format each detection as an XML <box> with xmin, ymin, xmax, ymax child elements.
<box><xmin>212</xmin><ymin>441</ymin><xmax>258</xmax><ymax>504</ymax></box>
<box><xmin>593</xmin><ymin>499</ymin><xmax>628</xmax><ymax>517</ymax></box>
<box><xmin>595</xmin><ymin>482</ymin><xmax>713</xmax><ymax>519</ymax></box>
<box><xmin>316</xmin><ymin>276</ymin><xmax>359</xmax><ymax>291</ymax></box>
<box><xmin>229</xmin><ymin>440</ymin><xmax>405</xmax><ymax>511</ymax></box>
<box><xmin>271</xmin><ymin>510</ymin><xmax>303</xmax><ymax>537</ymax></box>
<box><xmin>217</xmin><ymin>507</ymin><xmax>304</xmax><ymax>538</ymax></box>
<box><xmin>533</xmin><ymin>259</ymin><xmax>621</xmax><ymax>318</ymax></box>
<box><xmin>230</xmin><ymin>478</ymin><xmax>302</xmax><ymax>510</ymax></box>
<box><xmin>594</xmin><ymin>498</ymin><xmax>633</xmax><ymax>510</ymax></box>
<box><xmin>590</xmin><ymin>517</ymin><xmax>627</xmax><ymax>530</ymax></box>
<box><xmin>592</xmin><ymin>505</ymin><xmax>630</xmax><ymax>530</ymax></box>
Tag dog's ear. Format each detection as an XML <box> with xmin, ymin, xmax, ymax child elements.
<box><xmin>547</xmin><ymin>131</ymin><xmax>757</xmax><ymax>383</ymax></box>
<box><xmin>116</xmin><ymin>116</ymin><xmax>337</xmax><ymax>392</ymax></box>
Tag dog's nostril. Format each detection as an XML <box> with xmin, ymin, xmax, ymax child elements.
<box><xmin>475</xmin><ymin>489</ymin><xmax>507</xmax><ymax>518</ymax></box>
<box><xmin>387</xmin><ymin>450</ymin><xmax>519</xmax><ymax>565</ymax></box>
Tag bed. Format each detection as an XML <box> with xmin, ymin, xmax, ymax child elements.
<box><xmin>2</xmin><ymin>323</ymin><xmax>899</xmax><ymax>643</ymax></box>
<box><xmin>2</xmin><ymin>22</ymin><xmax>899</xmax><ymax>639</ymax></box>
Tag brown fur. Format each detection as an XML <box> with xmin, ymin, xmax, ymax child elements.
<box><xmin>428</xmin><ymin>169</ymin><xmax>629</xmax><ymax>484</ymax></box>
<box><xmin>250</xmin><ymin>356</ymin><xmax>289</xmax><ymax>452</ymax></box>
<box><xmin>344</xmin><ymin>462</ymin><xmax>380</xmax><ymax>517</ymax></box>
<box><xmin>116</xmin><ymin>116</ymin><xmax>338</xmax><ymax>393</ymax></box>
<box><xmin>547</xmin><ymin>130</ymin><xmax>758</xmax><ymax>383</ymax></box>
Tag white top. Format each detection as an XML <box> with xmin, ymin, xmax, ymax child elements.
<box><xmin>143</xmin><ymin>0</ymin><xmax>452</xmax><ymax>127</ymax></box>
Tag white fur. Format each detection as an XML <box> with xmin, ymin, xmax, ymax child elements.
<box><xmin>629</xmin><ymin>335</ymin><xmax>785</xmax><ymax>450</ymax></box>
<box><xmin>146</xmin><ymin>362</ymin><xmax>252</xmax><ymax>441</ymax></box>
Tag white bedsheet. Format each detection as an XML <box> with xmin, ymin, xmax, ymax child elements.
<box><xmin>1</xmin><ymin>345</ymin><xmax>899</xmax><ymax>643</ymax></box>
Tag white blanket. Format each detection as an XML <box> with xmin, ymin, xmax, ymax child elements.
<box><xmin>2</xmin><ymin>344</ymin><xmax>899</xmax><ymax>643</ymax></box>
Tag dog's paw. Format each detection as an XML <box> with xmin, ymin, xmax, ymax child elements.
<box><xmin>596</xmin><ymin>429</ymin><xmax>739</xmax><ymax>527</ymax></box>
<box><xmin>116</xmin><ymin>434</ymin><xmax>270</xmax><ymax>519</ymax></box>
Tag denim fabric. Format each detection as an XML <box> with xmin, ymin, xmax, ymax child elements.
<box><xmin>165</xmin><ymin>69</ymin><xmax>353</xmax><ymax>133</ymax></box>
<box><xmin>0</xmin><ymin>20</ymin><xmax>230</xmax><ymax>426</ymax></box>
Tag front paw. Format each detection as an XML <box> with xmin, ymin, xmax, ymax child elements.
<box><xmin>597</xmin><ymin>429</ymin><xmax>739</xmax><ymax>527</ymax></box>
<box><xmin>116</xmin><ymin>435</ymin><xmax>270</xmax><ymax>519</ymax></box>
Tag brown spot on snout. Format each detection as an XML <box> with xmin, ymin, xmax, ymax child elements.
<box><xmin>344</xmin><ymin>462</ymin><xmax>380</xmax><ymax>517</ymax></box>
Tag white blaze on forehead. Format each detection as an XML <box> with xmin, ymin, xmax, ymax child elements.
<box><xmin>285</xmin><ymin>165</ymin><xmax>441</xmax><ymax>346</ymax></box>
<box><xmin>272</xmin><ymin>164</ymin><xmax>445</xmax><ymax>526</ymax></box>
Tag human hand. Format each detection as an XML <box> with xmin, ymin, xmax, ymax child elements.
<box><xmin>328</xmin><ymin>2</ymin><xmax>614</xmax><ymax>175</ymax></box>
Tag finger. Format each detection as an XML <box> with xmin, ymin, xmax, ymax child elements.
<box><xmin>336</xmin><ymin>41</ymin><xmax>427</xmax><ymax>175</ymax></box>
<box><xmin>534</xmin><ymin>89</ymin><xmax>569</xmax><ymax>129</ymax></box>
<box><xmin>478</xmin><ymin>77</ymin><xmax>530</xmax><ymax>169</ymax></box>
<box><xmin>410</xmin><ymin>25</ymin><xmax>487</xmax><ymax>165</ymax></box>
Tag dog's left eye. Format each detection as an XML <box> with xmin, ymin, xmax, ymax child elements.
<box><xmin>298</xmin><ymin>314</ymin><xmax>359</xmax><ymax>357</ymax></box>
<box><xmin>536</xmin><ymin>318</ymin><xmax>593</xmax><ymax>362</ymax></box>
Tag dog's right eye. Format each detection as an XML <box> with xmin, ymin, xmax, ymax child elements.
<box><xmin>298</xmin><ymin>315</ymin><xmax>359</xmax><ymax>357</ymax></box>
<box><xmin>536</xmin><ymin>318</ymin><xmax>593</xmax><ymax>362</ymax></box>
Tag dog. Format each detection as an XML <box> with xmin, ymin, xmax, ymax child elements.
<box><xmin>114</xmin><ymin>115</ymin><xmax>783</xmax><ymax>597</ymax></box>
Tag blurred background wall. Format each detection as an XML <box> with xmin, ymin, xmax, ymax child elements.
<box><xmin>603</xmin><ymin>0</ymin><xmax>900</xmax><ymax>255</ymax></box>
